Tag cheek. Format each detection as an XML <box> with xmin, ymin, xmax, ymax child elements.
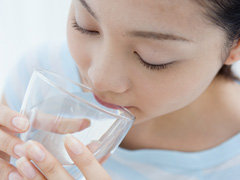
<box><xmin>67</xmin><ymin>26</ymin><xmax>91</xmax><ymax>74</ymax></box>
<box><xmin>134</xmin><ymin>60</ymin><xmax>221</xmax><ymax>121</ymax></box>
<box><xmin>66</xmin><ymin>5</ymin><xmax>93</xmax><ymax>75</ymax></box>
<box><xmin>135</xmin><ymin>80</ymin><xmax>203</xmax><ymax>122</ymax></box>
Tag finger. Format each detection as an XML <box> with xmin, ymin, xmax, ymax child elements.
<box><xmin>24</xmin><ymin>140</ymin><xmax>74</xmax><ymax>180</ymax></box>
<box><xmin>86</xmin><ymin>141</ymin><xmax>110</xmax><ymax>164</ymax></box>
<box><xmin>16</xmin><ymin>156</ymin><xmax>46</xmax><ymax>180</ymax></box>
<box><xmin>64</xmin><ymin>134</ymin><xmax>112</xmax><ymax>180</ymax></box>
<box><xmin>98</xmin><ymin>153</ymin><xmax>111</xmax><ymax>165</ymax></box>
<box><xmin>87</xmin><ymin>140</ymin><xmax>102</xmax><ymax>153</ymax></box>
<box><xmin>0</xmin><ymin>151</ymin><xmax>10</xmax><ymax>162</ymax></box>
<box><xmin>32</xmin><ymin>111</ymin><xmax>90</xmax><ymax>134</ymax></box>
<box><xmin>55</xmin><ymin>118</ymin><xmax>90</xmax><ymax>134</ymax></box>
<box><xmin>0</xmin><ymin>158</ymin><xmax>23</xmax><ymax>180</ymax></box>
<box><xmin>0</xmin><ymin>128</ymin><xmax>26</xmax><ymax>159</ymax></box>
<box><xmin>0</xmin><ymin>104</ymin><xmax>29</xmax><ymax>133</ymax></box>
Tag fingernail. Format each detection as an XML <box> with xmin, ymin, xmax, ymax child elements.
<box><xmin>14</xmin><ymin>144</ymin><xmax>26</xmax><ymax>157</ymax></box>
<box><xmin>79</xmin><ymin>119</ymin><xmax>91</xmax><ymax>130</ymax></box>
<box><xmin>12</xmin><ymin>117</ymin><xmax>29</xmax><ymax>131</ymax></box>
<box><xmin>8</xmin><ymin>172</ymin><xmax>23</xmax><ymax>180</ymax></box>
<box><xmin>27</xmin><ymin>141</ymin><xmax>46</xmax><ymax>162</ymax></box>
<box><xmin>16</xmin><ymin>157</ymin><xmax>36</xmax><ymax>179</ymax></box>
<box><xmin>65</xmin><ymin>134</ymin><xmax>83</xmax><ymax>155</ymax></box>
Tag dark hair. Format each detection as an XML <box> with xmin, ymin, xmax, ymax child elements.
<box><xmin>196</xmin><ymin>0</ymin><xmax>240</xmax><ymax>80</ymax></box>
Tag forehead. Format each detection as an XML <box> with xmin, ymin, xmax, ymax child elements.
<box><xmin>79</xmin><ymin>0</ymin><xmax>208</xmax><ymax>39</ymax></box>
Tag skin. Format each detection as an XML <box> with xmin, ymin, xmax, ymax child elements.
<box><xmin>67</xmin><ymin>0</ymin><xmax>240</xmax><ymax>151</ymax></box>
<box><xmin>68</xmin><ymin>0</ymin><xmax>225</xmax><ymax>123</ymax></box>
<box><xmin>1</xmin><ymin>0</ymin><xmax>240</xmax><ymax>179</ymax></box>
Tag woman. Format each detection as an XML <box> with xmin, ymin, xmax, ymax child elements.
<box><xmin>1</xmin><ymin>0</ymin><xmax>240</xmax><ymax>179</ymax></box>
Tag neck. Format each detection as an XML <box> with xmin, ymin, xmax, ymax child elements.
<box><xmin>121</xmin><ymin>76</ymin><xmax>240</xmax><ymax>152</ymax></box>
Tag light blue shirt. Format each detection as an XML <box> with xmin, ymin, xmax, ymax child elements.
<box><xmin>4</xmin><ymin>42</ymin><xmax>240</xmax><ymax>180</ymax></box>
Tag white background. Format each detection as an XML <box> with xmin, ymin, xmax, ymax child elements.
<box><xmin>0</xmin><ymin>0</ymin><xmax>240</xmax><ymax>96</ymax></box>
<box><xmin>0</xmin><ymin>0</ymin><xmax>71</xmax><ymax>95</ymax></box>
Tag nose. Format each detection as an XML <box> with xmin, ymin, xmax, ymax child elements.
<box><xmin>87</xmin><ymin>44</ymin><xmax>131</xmax><ymax>93</ymax></box>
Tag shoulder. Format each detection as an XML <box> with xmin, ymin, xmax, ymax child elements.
<box><xmin>19</xmin><ymin>41</ymin><xmax>72</xmax><ymax>72</ymax></box>
<box><xmin>9</xmin><ymin>41</ymin><xmax>76</xmax><ymax>80</ymax></box>
<box><xmin>3</xmin><ymin>41</ymin><xmax>78</xmax><ymax>111</ymax></box>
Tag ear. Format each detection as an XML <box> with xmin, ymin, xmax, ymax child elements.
<box><xmin>224</xmin><ymin>40</ymin><xmax>240</xmax><ymax>65</ymax></box>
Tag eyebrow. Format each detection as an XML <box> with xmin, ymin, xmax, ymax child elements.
<box><xmin>128</xmin><ymin>31</ymin><xmax>192</xmax><ymax>42</ymax></box>
<box><xmin>78</xmin><ymin>0</ymin><xmax>191</xmax><ymax>43</ymax></box>
<box><xmin>79</xmin><ymin>0</ymin><xmax>98</xmax><ymax>20</ymax></box>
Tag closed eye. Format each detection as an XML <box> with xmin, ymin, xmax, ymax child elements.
<box><xmin>72</xmin><ymin>18</ymin><xmax>99</xmax><ymax>35</ymax></box>
<box><xmin>134</xmin><ymin>52</ymin><xmax>174</xmax><ymax>71</ymax></box>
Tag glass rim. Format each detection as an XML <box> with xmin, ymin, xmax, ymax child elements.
<box><xmin>34</xmin><ymin>68</ymin><xmax>135</xmax><ymax>122</ymax></box>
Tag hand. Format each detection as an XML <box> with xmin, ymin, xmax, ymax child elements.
<box><xmin>16</xmin><ymin>135</ymin><xmax>112</xmax><ymax>180</ymax></box>
<box><xmin>31</xmin><ymin>111</ymin><xmax>90</xmax><ymax>134</ymax></box>
<box><xmin>0</xmin><ymin>104</ymin><xmax>30</xmax><ymax>179</ymax></box>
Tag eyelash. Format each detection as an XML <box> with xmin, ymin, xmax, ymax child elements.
<box><xmin>72</xmin><ymin>18</ymin><xmax>173</xmax><ymax>71</ymax></box>
<box><xmin>134</xmin><ymin>52</ymin><xmax>173</xmax><ymax>71</ymax></box>
<box><xmin>72</xmin><ymin>18</ymin><xmax>99</xmax><ymax>35</ymax></box>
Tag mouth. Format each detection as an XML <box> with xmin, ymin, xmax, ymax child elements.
<box><xmin>94</xmin><ymin>94</ymin><xmax>121</xmax><ymax>110</ymax></box>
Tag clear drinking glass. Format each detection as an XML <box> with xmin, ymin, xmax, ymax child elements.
<box><xmin>18</xmin><ymin>69</ymin><xmax>135</xmax><ymax>179</ymax></box>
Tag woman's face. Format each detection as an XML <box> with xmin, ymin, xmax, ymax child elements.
<box><xmin>67</xmin><ymin>0</ymin><xmax>226</xmax><ymax>123</ymax></box>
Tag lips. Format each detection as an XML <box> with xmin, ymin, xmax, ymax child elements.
<box><xmin>94</xmin><ymin>94</ymin><xmax>121</xmax><ymax>109</ymax></box>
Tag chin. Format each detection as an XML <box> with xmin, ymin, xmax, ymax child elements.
<box><xmin>129</xmin><ymin>109</ymin><xmax>153</xmax><ymax>125</ymax></box>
